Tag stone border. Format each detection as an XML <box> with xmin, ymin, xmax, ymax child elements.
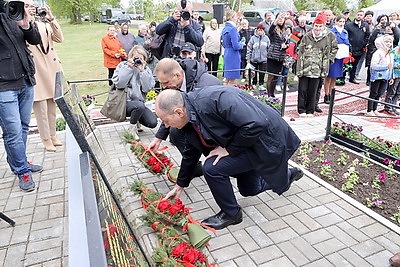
<box><xmin>289</xmin><ymin>159</ymin><xmax>400</xmax><ymax>235</ymax></box>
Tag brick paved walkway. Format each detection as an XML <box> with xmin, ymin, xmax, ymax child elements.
<box><xmin>1</xmin><ymin>115</ymin><xmax>399</xmax><ymax>266</ymax></box>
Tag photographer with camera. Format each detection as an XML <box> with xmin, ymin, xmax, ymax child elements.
<box><xmin>23</xmin><ymin>0</ymin><xmax>64</xmax><ymax>152</ymax></box>
<box><xmin>155</xmin><ymin>0</ymin><xmax>203</xmax><ymax>59</ymax></box>
<box><xmin>0</xmin><ymin>0</ymin><xmax>42</xmax><ymax>191</ymax></box>
<box><xmin>111</xmin><ymin>45</ymin><xmax>157</xmax><ymax>137</ymax></box>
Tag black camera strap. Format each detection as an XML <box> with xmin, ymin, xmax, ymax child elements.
<box><xmin>39</xmin><ymin>24</ymin><xmax>50</xmax><ymax>55</ymax></box>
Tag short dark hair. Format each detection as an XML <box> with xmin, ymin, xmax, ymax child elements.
<box><xmin>256</xmin><ymin>23</ymin><xmax>265</xmax><ymax>30</ymax></box>
<box><xmin>365</xmin><ymin>10</ymin><xmax>374</xmax><ymax>17</ymax></box>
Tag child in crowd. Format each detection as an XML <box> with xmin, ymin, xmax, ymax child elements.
<box><xmin>384</xmin><ymin>40</ymin><xmax>400</xmax><ymax>115</ymax></box>
<box><xmin>367</xmin><ymin>35</ymin><xmax>394</xmax><ymax>116</ymax></box>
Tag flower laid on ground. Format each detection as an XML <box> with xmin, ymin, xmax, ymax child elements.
<box><xmin>121</xmin><ymin>131</ymin><xmax>179</xmax><ymax>183</ymax></box>
<box><xmin>146</xmin><ymin>90</ymin><xmax>158</xmax><ymax>101</ymax></box>
<box><xmin>81</xmin><ymin>94</ymin><xmax>96</xmax><ymax>107</ymax></box>
<box><xmin>131</xmin><ymin>180</ymin><xmax>215</xmax><ymax>266</ymax></box>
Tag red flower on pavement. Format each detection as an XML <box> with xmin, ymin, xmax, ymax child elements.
<box><xmin>158</xmin><ymin>200</ymin><xmax>171</xmax><ymax>211</ymax></box>
<box><xmin>152</xmin><ymin>162</ymin><xmax>162</xmax><ymax>173</ymax></box>
<box><xmin>147</xmin><ymin>156</ymin><xmax>157</xmax><ymax>165</ymax></box>
<box><xmin>182</xmin><ymin>247</ymin><xmax>200</xmax><ymax>263</ymax></box>
<box><xmin>169</xmin><ymin>203</ymin><xmax>184</xmax><ymax>215</ymax></box>
<box><xmin>171</xmin><ymin>242</ymin><xmax>190</xmax><ymax>257</ymax></box>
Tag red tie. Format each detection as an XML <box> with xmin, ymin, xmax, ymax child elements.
<box><xmin>191</xmin><ymin>124</ymin><xmax>217</xmax><ymax>148</ymax></box>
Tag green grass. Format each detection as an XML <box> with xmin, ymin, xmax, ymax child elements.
<box><xmin>54</xmin><ymin>20</ymin><xmax>139</xmax><ymax>104</ymax></box>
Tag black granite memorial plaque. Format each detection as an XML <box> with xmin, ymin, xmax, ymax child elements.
<box><xmin>54</xmin><ymin>72</ymin><xmax>151</xmax><ymax>266</ymax></box>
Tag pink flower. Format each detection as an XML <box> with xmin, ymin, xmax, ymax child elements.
<box><xmin>325</xmin><ymin>139</ymin><xmax>331</xmax><ymax>145</ymax></box>
<box><xmin>372</xmin><ymin>200</ymin><xmax>382</xmax><ymax>206</ymax></box>
<box><xmin>316</xmin><ymin>149</ymin><xmax>321</xmax><ymax>154</ymax></box>
<box><xmin>394</xmin><ymin>160</ymin><xmax>400</xmax><ymax>166</ymax></box>
<box><xmin>383</xmin><ymin>158</ymin><xmax>391</xmax><ymax>164</ymax></box>
<box><xmin>322</xmin><ymin>160</ymin><xmax>331</xmax><ymax>164</ymax></box>
<box><xmin>379</xmin><ymin>173</ymin><xmax>386</xmax><ymax>181</ymax></box>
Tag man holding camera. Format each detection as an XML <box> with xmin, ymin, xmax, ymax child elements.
<box><xmin>155</xmin><ymin>0</ymin><xmax>204</xmax><ymax>59</ymax></box>
<box><xmin>0</xmin><ymin>0</ymin><xmax>42</xmax><ymax>191</ymax></box>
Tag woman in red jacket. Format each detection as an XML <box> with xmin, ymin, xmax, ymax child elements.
<box><xmin>101</xmin><ymin>26</ymin><xmax>123</xmax><ymax>86</ymax></box>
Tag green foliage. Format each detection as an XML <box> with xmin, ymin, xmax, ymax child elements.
<box><xmin>391</xmin><ymin>206</ymin><xmax>400</xmax><ymax>223</ymax></box>
<box><xmin>56</xmin><ymin>117</ymin><xmax>66</xmax><ymax>131</ymax></box>
<box><xmin>294</xmin><ymin>0</ymin><xmax>325</xmax><ymax>12</ymax></box>
<box><xmin>358</xmin><ymin>0</ymin><xmax>374</xmax><ymax>9</ymax></box>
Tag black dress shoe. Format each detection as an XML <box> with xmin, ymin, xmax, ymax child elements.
<box><xmin>315</xmin><ymin>106</ymin><xmax>323</xmax><ymax>113</ymax></box>
<box><xmin>282</xmin><ymin>167</ymin><xmax>304</xmax><ymax>193</ymax></box>
<box><xmin>324</xmin><ymin>95</ymin><xmax>330</xmax><ymax>104</ymax></box>
<box><xmin>349</xmin><ymin>79</ymin><xmax>359</xmax><ymax>84</ymax></box>
<box><xmin>201</xmin><ymin>208</ymin><xmax>243</xmax><ymax>230</ymax></box>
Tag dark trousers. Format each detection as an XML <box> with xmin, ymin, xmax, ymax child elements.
<box><xmin>108</xmin><ymin>68</ymin><xmax>115</xmax><ymax>86</ymax></box>
<box><xmin>126</xmin><ymin>100</ymin><xmax>157</xmax><ymax>128</ymax></box>
<box><xmin>315</xmin><ymin>78</ymin><xmax>323</xmax><ymax>108</ymax></box>
<box><xmin>384</xmin><ymin>78</ymin><xmax>400</xmax><ymax>111</ymax></box>
<box><xmin>169</xmin><ymin>127</ymin><xmax>186</xmax><ymax>154</ymax></box>
<box><xmin>297</xmin><ymin>77</ymin><xmax>320</xmax><ymax>114</ymax></box>
<box><xmin>251</xmin><ymin>61</ymin><xmax>267</xmax><ymax>86</ymax></box>
<box><xmin>367</xmin><ymin>80</ymin><xmax>387</xmax><ymax>112</ymax></box>
<box><xmin>349</xmin><ymin>54</ymin><xmax>363</xmax><ymax>81</ymax></box>
<box><xmin>205</xmin><ymin>53</ymin><xmax>220</xmax><ymax>77</ymax></box>
<box><xmin>203</xmin><ymin>152</ymin><xmax>280</xmax><ymax>217</ymax></box>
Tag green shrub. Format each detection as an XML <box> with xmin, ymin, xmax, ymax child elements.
<box><xmin>56</xmin><ymin>117</ymin><xmax>66</xmax><ymax>131</ymax></box>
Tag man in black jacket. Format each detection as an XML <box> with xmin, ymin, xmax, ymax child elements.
<box><xmin>0</xmin><ymin>5</ymin><xmax>42</xmax><ymax>192</ymax></box>
<box><xmin>149</xmin><ymin>58</ymin><xmax>221</xmax><ymax>176</ymax></box>
<box><xmin>156</xmin><ymin>87</ymin><xmax>303</xmax><ymax>230</ymax></box>
<box><xmin>155</xmin><ymin>0</ymin><xmax>204</xmax><ymax>59</ymax></box>
<box><xmin>345</xmin><ymin>10</ymin><xmax>370</xmax><ymax>84</ymax></box>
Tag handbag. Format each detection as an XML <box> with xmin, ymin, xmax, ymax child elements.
<box><xmin>283</xmin><ymin>54</ymin><xmax>296</xmax><ymax>68</ymax></box>
<box><xmin>149</xmin><ymin>33</ymin><xmax>166</xmax><ymax>60</ymax></box>
<box><xmin>100</xmin><ymin>85</ymin><xmax>127</xmax><ymax>122</ymax></box>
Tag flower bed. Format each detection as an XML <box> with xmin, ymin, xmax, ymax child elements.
<box><xmin>293</xmin><ymin>140</ymin><xmax>400</xmax><ymax>226</ymax></box>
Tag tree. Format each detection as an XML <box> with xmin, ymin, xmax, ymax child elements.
<box><xmin>47</xmin><ymin>0</ymin><xmax>120</xmax><ymax>24</ymax></box>
<box><xmin>294</xmin><ymin>0</ymin><xmax>325</xmax><ymax>11</ymax></box>
<box><xmin>358</xmin><ymin>0</ymin><xmax>374</xmax><ymax>9</ymax></box>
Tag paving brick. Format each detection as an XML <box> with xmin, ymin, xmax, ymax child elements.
<box><xmin>266</xmin><ymin>197</ymin><xmax>291</xmax><ymax>209</ymax></box>
<box><xmin>351</xmin><ymin>239</ymin><xmax>385</xmax><ymax>258</ymax></box>
<box><xmin>290</xmin><ymin>237</ymin><xmax>322</xmax><ymax>261</ymax></box>
<box><xmin>29</xmin><ymin>223</ymin><xmax>64</xmax><ymax>242</ymax></box>
<box><xmin>232</xmin><ymin>229</ymin><xmax>259</xmax><ymax>252</ymax></box>
<box><xmin>258</xmin><ymin>218</ymin><xmax>288</xmax><ymax>234</ymax></box>
<box><xmin>273</xmin><ymin>203</ymin><xmax>301</xmax><ymax>217</ymax></box>
<box><xmin>335</xmin><ymin>199</ymin><xmax>363</xmax><ymax>217</ymax></box>
<box><xmin>315</xmin><ymin>192</ymin><xmax>340</xmax><ymax>203</ymax></box>
<box><xmin>9</xmin><ymin>223</ymin><xmax>31</xmax><ymax>245</ymax></box>
<box><xmin>0</xmin><ymin>249</ymin><xmax>5</xmax><ymax>267</ymax></box>
<box><xmin>314</xmin><ymin>212</ymin><xmax>344</xmax><ymax>227</ymax></box>
<box><xmin>305</xmin><ymin>257</ymin><xmax>334</xmax><ymax>267</ymax></box>
<box><xmin>336</xmin><ymin>221</ymin><xmax>369</xmax><ymax>243</ymax></box>
<box><xmin>5</xmin><ymin>196</ymin><xmax>22</xmax><ymax>210</ymax></box>
<box><xmin>208</xmin><ymin>233</ymin><xmax>237</xmax><ymax>251</ymax></box>
<box><xmin>42</xmin><ymin>258</ymin><xmax>63</xmax><ymax>267</ymax></box>
<box><xmin>325</xmin><ymin>225</ymin><xmax>358</xmax><ymax>247</ymax></box>
<box><xmin>313</xmin><ymin>237</ymin><xmax>346</xmax><ymax>255</ymax></box>
<box><xmin>375</xmin><ymin>235</ymin><xmax>400</xmax><ymax>254</ymax></box>
<box><xmin>218</xmin><ymin>260</ymin><xmax>237</xmax><ymax>267</ymax></box>
<box><xmin>277</xmin><ymin>240</ymin><xmax>310</xmax><ymax>266</ymax></box>
<box><xmin>3</xmin><ymin>244</ymin><xmax>26</xmax><ymax>267</ymax></box>
<box><xmin>286</xmin><ymin>194</ymin><xmax>312</xmax><ymax>210</ymax></box>
<box><xmin>38</xmin><ymin>180</ymin><xmax>52</xmax><ymax>192</ymax></box>
<box><xmin>248</xmin><ymin>245</ymin><xmax>284</xmax><ymax>265</ymax></box>
<box><xmin>210</xmin><ymin>244</ymin><xmax>246</xmax><ymax>263</ymax></box>
<box><xmin>267</xmin><ymin>227</ymin><xmax>299</xmax><ymax>244</ymax></box>
<box><xmin>325</xmin><ymin>202</ymin><xmax>353</xmax><ymax>220</ymax></box>
<box><xmin>296</xmin><ymin>191</ymin><xmax>321</xmax><ymax>207</ymax></box>
<box><xmin>281</xmin><ymin>214</ymin><xmax>310</xmax><ymax>235</ymax></box>
<box><xmin>244</xmin><ymin>206</ymin><xmax>268</xmax><ymax>224</ymax></box>
<box><xmin>254</xmin><ymin>203</ymin><xmax>279</xmax><ymax>221</ymax></box>
<box><xmin>365</xmin><ymin>249</ymin><xmax>393</xmax><ymax>266</ymax></box>
<box><xmin>304</xmin><ymin>205</ymin><xmax>332</xmax><ymax>218</ymax></box>
<box><xmin>325</xmin><ymin>252</ymin><xmax>354</xmax><ymax>267</ymax></box>
<box><xmin>0</xmin><ymin>227</ymin><xmax>13</xmax><ymax>247</ymax></box>
<box><xmin>27</xmin><ymin>238</ymin><xmax>63</xmax><ymax>254</ymax></box>
<box><xmin>302</xmin><ymin>229</ymin><xmax>333</xmax><ymax>245</ymax></box>
<box><xmin>24</xmin><ymin>247</ymin><xmax>62</xmax><ymax>266</ymax></box>
<box><xmin>245</xmin><ymin>225</ymin><xmax>273</xmax><ymax>247</ymax></box>
<box><xmin>359</xmin><ymin>222</ymin><xmax>390</xmax><ymax>238</ymax></box>
<box><xmin>233</xmin><ymin>255</ymin><xmax>257</xmax><ymax>267</ymax></box>
<box><xmin>259</xmin><ymin>256</ymin><xmax>295</xmax><ymax>266</ymax></box>
<box><xmin>293</xmin><ymin>211</ymin><xmax>322</xmax><ymax>231</ymax></box>
<box><xmin>32</xmin><ymin>205</ymin><xmax>49</xmax><ymax>222</ymax></box>
<box><xmin>307</xmin><ymin>187</ymin><xmax>332</xmax><ymax>198</ymax></box>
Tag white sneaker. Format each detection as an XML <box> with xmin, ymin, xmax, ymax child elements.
<box><xmin>299</xmin><ymin>113</ymin><xmax>307</xmax><ymax>118</ymax></box>
<box><xmin>128</xmin><ymin>124</ymin><xmax>140</xmax><ymax>140</ymax></box>
<box><xmin>136</xmin><ymin>122</ymin><xmax>143</xmax><ymax>132</ymax></box>
<box><xmin>276</xmin><ymin>86</ymin><xmax>282</xmax><ymax>92</ymax></box>
<box><xmin>241</xmin><ymin>79</ymin><xmax>246</xmax><ymax>83</ymax></box>
<box><xmin>293</xmin><ymin>76</ymin><xmax>299</xmax><ymax>82</ymax></box>
<box><xmin>258</xmin><ymin>85</ymin><xmax>266</xmax><ymax>91</ymax></box>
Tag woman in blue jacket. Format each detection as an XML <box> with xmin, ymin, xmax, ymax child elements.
<box><xmin>221</xmin><ymin>10</ymin><xmax>243</xmax><ymax>86</ymax></box>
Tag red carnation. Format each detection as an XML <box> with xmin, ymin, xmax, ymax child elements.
<box><xmin>161</xmin><ymin>156</ymin><xmax>170</xmax><ymax>164</ymax></box>
<box><xmin>152</xmin><ymin>162</ymin><xmax>162</xmax><ymax>173</ymax></box>
<box><xmin>182</xmin><ymin>247</ymin><xmax>200</xmax><ymax>263</ymax></box>
<box><xmin>158</xmin><ymin>200</ymin><xmax>171</xmax><ymax>211</ymax></box>
<box><xmin>169</xmin><ymin>203</ymin><xmax>184</xmax><ymax>215</ymax></box>
<box><xmin>147</xmin><ymin>156</ymin><xmax>157</xmax><ymax>165</ymax></box>
<box><xmin>171</xmin><ymin>242</ymin><xmax>190</xmax><ymax>257</ymax></box>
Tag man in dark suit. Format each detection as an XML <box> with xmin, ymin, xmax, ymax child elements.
<box><xmin>155</xmin><ymin>87</ymin><xmax>303</xmax><ymax>230</ymax></box>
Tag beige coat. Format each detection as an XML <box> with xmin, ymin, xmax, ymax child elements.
<box><xmin>28</xmin><ymin>20</ymin><xmax>63</xmax><ymax>101</ymax></box>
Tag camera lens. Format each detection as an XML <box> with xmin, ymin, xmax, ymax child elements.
<box><xmin>7</xmin><ymin>1</ymin><xmax>24</xmax><ymax>21</ymax></box>
<box><xmin>133</xmin><ymin>57</ymin><xmax>142</xmax><ymax>65</ymax></box>
<box><xmin>180</xmin><ymin>10</ymin><xmax>191</xmax><ymax>21</ymax></box>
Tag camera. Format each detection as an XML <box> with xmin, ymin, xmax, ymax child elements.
<box><xmin>381</xmin><ymin>22</ymin><xmax>391</xmax><ymax>28</ymax></box>
<box><xmin>36</xmin><ymin>7</ymin><xmax>47</xmax><ymax>18</ymax></box>
<box><xmin>180</xmin><ymin>0</ymin><xmax>191</xmax><ymax>21</ymax></box>
<box><xmin>132</xmin><ymin>56</ymin><xmax>142</xmax><ymax>65</ymax></box>
<box><xmin>0</xmin><ymin>0</ymin><xmax>25</xmax><ymax>21</ymax></box>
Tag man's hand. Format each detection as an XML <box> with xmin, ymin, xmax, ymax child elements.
<box><xmin>206</xmin><ymin>146</ymin><xmax>229</xmax><ymax>165</ymax></box>
<box><xmin>148</xmin><ymin>138</ymin><xmax>162</xmax><ymax>150</ymax></box>
<box><xmin>173</xmin><ymin>10</ymin><xmax>181</xmax><ymax>21</ymax></box>
<box><xmin>180</xmin><ymin>19</ymin><xmax>190</xmax><ymax>28</ymax></box>
<box><xmin>16</xmin><ymin>10</ymin><xmax>30</xmax><ymax>30</ymax></box>
<box><xmin>389</xmin><ymin>79</ymin><xmax>394</xmax><ymax>85</ymax></box>
<box><xmin>163</xmin><ymin>184</ymin><xmax>184</xmax><ymax>200</ymax></box>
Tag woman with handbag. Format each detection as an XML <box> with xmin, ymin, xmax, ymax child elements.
<box><xmin>112</xmin><ymin>45</ymin><xmax>157</xmax><ymax>135</ymax></box>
